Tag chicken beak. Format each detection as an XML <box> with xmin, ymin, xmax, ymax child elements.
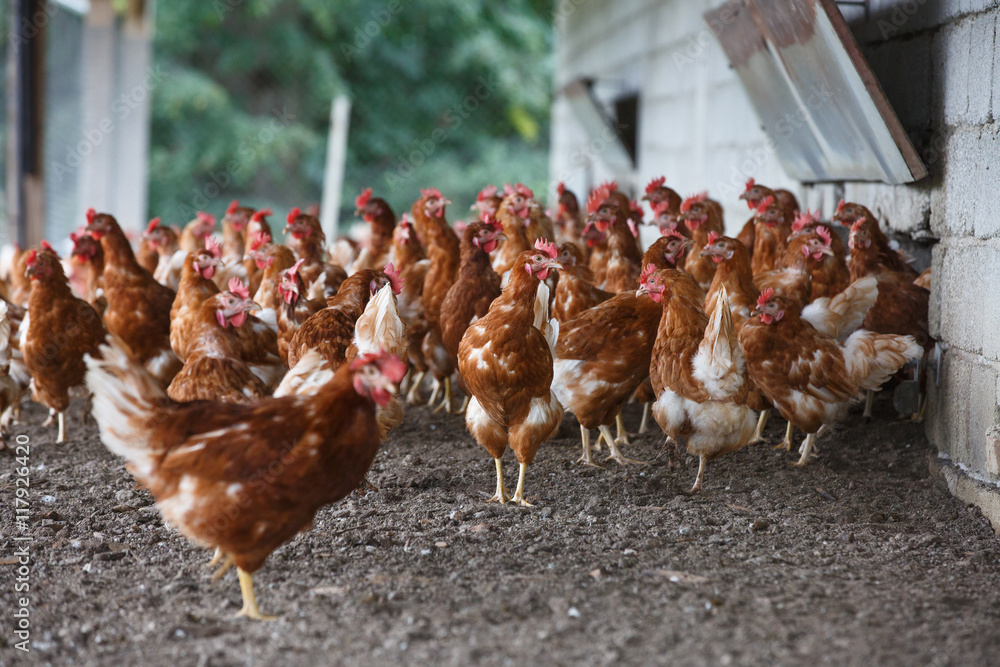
<box><xmin>495</xmin><ymin>232</ymin><xmax>507</xmax><ymax>242</ymax></box>
<box><xmin>820</xmin><ymin>246</ymin><xmax>835</xmax><ymax>256</ymax></box>
<box><xmin>750</xmin><ymin>306</ymin><xmax>762</xmax><ymax>317</ymax></box>
<box><xmin>636</xmin><ymin>286</ymin><xmax>648</xmax><ymax>298</ymax></box>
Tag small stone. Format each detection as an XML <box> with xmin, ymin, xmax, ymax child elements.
<box><xmin>750</xmin><ymin>519</ymin><xmax>770</xmax><ymax>532</ymax></box>
<box><xmin>567</xmin><ymin>607</ymin><xmax>581</xmax><ymax>618</ymax></box>
<box><xmin>434</xmin><ymin>541</ymin><xmax>448</xmax><ymax>548</ymax></box>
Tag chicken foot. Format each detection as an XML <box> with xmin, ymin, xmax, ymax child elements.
<box><xmin>405</xmin><ymin>370</ymin><xmax>426</xmax><ymax>404</ymax></box>
<box><xmin>510</xmin><ymin>461</ymin><xmax>533</xmax><ymax>507</ymax></box>
<box><xmin>749</xmin><ymin>409</ymin><xmax>770</xmax><ymax>445</ymax></box>
<box><xmin>487</xmin><ymin>458</ymin><xmax>510</xmax><ymax>504</ymax></box>
<box><xmin>426</xmin><ymin>377</ymin><xmax>442</xmax><ymax>407</ymax></box>
<box><xmin>236</xmin><ymin>568</ymin><xmax>276</xmax><ymax>621</ymax></box>
<box><xmin>597</xmin><ymin>425</ymin><xmax>646</xmax><ymax>465</ymax></box>
<box><xmin>432</xmin><ymin>377</ymin><xmax>453</xmax><ymax>414</ymax></box>
<box><xmin>793</xmin><ymin>432</ymin><xmax>818</xmax><ymax>467</ymax></box>
<box><xmin>615</xmin><ymin>413</ymin><xmax>634</xmax><ymax>445</ymax></box>
<box><xmin>774</xmin><ymin>421</ymin><xmax>794</xmax><ymax>451</ymax></box>
<box><xmin>689</xmin><ymin>455</ymin><xmax>707</xmax><ymax>494</ymax></box>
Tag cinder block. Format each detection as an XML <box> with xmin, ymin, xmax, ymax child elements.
<box><xmin>926</xmin><ymin>346</ymin><xmax>999</xmax><ymax>475</ymax></box>
<box><xmin>933</xmin><ymin>238</ymin><xmax>1000</xmax><ymax>359</ymax></box>
<box><xmin>851</xmin><ymin>0</ymin><xmax>1000</xmax><ymax>44</ymax></box>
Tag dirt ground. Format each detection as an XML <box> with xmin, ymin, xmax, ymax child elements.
<box><xmin>1</xmin><ymin>393</ymin><xmax>999</xmax><ymax>667</ymax></box>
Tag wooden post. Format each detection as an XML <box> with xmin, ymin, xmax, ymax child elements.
<box><xmin>6</xmin><ymin>0</ymin><xmax>47</xmax><ymax>247</ymax></box>
<box><xmin>319</xmin><ymin>95</ymin><xmax>352</xmax><ymax>240</ymax></box>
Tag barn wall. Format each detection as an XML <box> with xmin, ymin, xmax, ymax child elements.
<box><xmin>550</xmin><ymin>0</ymin><xmax>1000</xmax><ymax>524</ymax></box>
<box><xmin>550</xmin><ymin>0</ymin><xmax>800</xmax><ymax>235</ymax></box>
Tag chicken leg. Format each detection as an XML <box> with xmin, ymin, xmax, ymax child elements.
<box><xmin>689</xmin><ymin>455</ymin><xmax>707</xmax><ymax>494</ymax></box>
<box><xmin>56</xmin><ymin>411</ymin><xmax>66</xmax><ymax>444</ymax></box>
<box><xmin>863</xmin><ymin>390</ymin><xmax>874</xmax><ymax>419</ymax></box>
<box><xmin>598</xmin><ymin>425</ymin><xmax>646</xmax><ymax>465</ymax></box>
<box><xmin>615</xmin><ymin>413</ymin><xmax>634</xmax><ymax>446</ymax></box>
<box><xmin>774</xmin><ymin>421</ymin><xmax>794</xmax><ymax>451</ymax></box>
<box><xmin>577</xmin><ymin>425</ymin><xmax>600</xmax><ymax>467</ymax></box>
<box><xmin>236</xmin><ymin>568</ymin><xmax>276</xmax><ymax>621</ymax></box>
<box><xmin>432</xmin><ymin>377</ymin><xmax>453</xmax><ymax>414</ymax></box>
<box><xmin>510</xmin><ymin>461</ymin><xmax>533</xmax><ymax>507</ymax></box>
<box><xmin>793</xmin><ymin>432</ymin><xmax>818</xmax><ymax>466</ymax></box>
<box><xmin>405</xmin><ymin>370</ymin><xmax>426</xmax><ymax>404</ymax></box>
<box><xmin>487</xmin><ymin>458</ymin><xmax>510</xmax><ymax>504</ymax></box>
<box><xmin>749</xmin><ymin>409</ymin><xmax>770</xmax><ymax>445</ymax></box>
<box><xmin>638</xmin><ymin>403</ymin><xmax>652</xmax><ymax>434</ymax></box>
<box><xmin>456</xmin><ymin>395</ymin><xmax>470</xmax><ymax>414</ymax></box>
<box><xmin>426</xmin><ymin>377</ymin><xmax>441</xmax><ymax>407</ymax></box>
<box><xmin>212</xmin><ymin>553</ymin><xmax>234</xmax><ymax>581</ymax></box>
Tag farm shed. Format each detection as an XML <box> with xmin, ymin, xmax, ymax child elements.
<box><xmin>549</xmin><ymin>0</ymin><xmax>1000</xmax><ymax>527</ymax></box>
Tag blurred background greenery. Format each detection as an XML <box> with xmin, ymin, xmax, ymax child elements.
<box><xmin>151</xmin><ymin>0</ymin><xmax>554</xmax><ymax>228</ymax></box>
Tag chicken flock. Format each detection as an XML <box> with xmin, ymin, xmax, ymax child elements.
<box><xmin>0</xmin><ymin>178</ymin><xmax>930</xmax><ymax>619</ymax></box>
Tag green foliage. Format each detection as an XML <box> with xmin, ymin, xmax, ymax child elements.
<box><xmin>150</xmin><ymin>0</ymin><xmax>554</xmax><ymax>228</ymax></box>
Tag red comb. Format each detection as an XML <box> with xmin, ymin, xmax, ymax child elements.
<box><xmin>599</xmin><ymin>180</ymin><xmax>618</xmax><ymax>192</ymax></box>
<box><xmin>707</xmin><ymin>231</ymin><xmax>721</xmax><ymax>245</ymax></box>
<box><xmin>661</xmin><ymin>228</ymin><xmax>686</xmax><ymax>241</ymax></box>
<box><xmin>25</xmin><ymin>249</ymin><xmax>38</xmax><ymax>267</ymax></box>
<box><xmin>816</xmin><ymin>225</ymin><xmax>832</xmax><ymax>245</ymax></box>
<box><xmin>639</xmin><ymin>262</ymin><xmax>656</xmax><ymax>284</ymax></box>
<box><xmin>227</xmin><ymin>200</ymin><xmax>239</xmax><ymax>216</ymax></box>
<box><xmin>483</xmin><ymin>212</ymin><xmax>503</xmax><ymax>232</ymax></box>
<box><xmin>516</xmin><ymin>183</ymin><xmax>534</xmax><ymax>199</ymax></box>
<box><xmin>204</xmin><ymin>235</ymin><xmax>221</xmax><ymax>258</ymax></box>
<box><xmin>646</xmin><ymin>176</ymin><xmax>666</xmax><ymax>194</ymax></box>
<box><xmin>744</xmin><ymin>177</ymin><xmax>755</xmax><ymax>192</ymax></box>
<box><xmin>534</xmin><ymin>238</ymin><xmax>558</xmax><ymax>259</ymax></box>
<box><xmin>228</xmin><ymin>278</ymin><xmax>250</xmax><ymax>299</ymax></box>
<box><xmin>586</xmin><ymin>185</ymin><xmax>611</xmax><ymax>214</ymax></box>
<box><xmin>836</xmin><ymin>199</ymin><xmax>846</xmax><ymax>213</ymax></box>
<box><xmin>420</xmin><ymin>187</ymin><xmax>443</xmax><ymax>200</ymax></box>
<box><xmin>251</xmin><ymin>208</ymin><xmax>272</xmax><ymax>223</ymax></box>
<box><xmin>556</xmin><ymin>182</ymin><xmax>566</xmax><ymax>197</ymax></box>
<box><xmin>680</xmin><ymin>192</ymin><xmax>707</xmax><ymax>213</ymax></box>
<box><xmin>757</xmin><ymin>287</ymin><xmax>774</xmax><ymax>308</ymax></box>
<box><xmin>756</xmin><ymin>195</ymin><xmax>775</xmax><ymax>214</ymax></box>
<box><xmin>146</xmin><ymin>217</ymin><xmax>161</xmax><ymax>234</ymax></box>
<box><xmin>250</xmin><ymin>230</ymin><xmax>271</xmax><ymax>251</ymax></box>
<box><xmin>478</xmin><ymin>184</ymin><xmax>498</xmax><ymax>202</ymax></box>
<box><xmin>630</xmin><ymin>200</ymin><xmax>643</xmax><ymax>217</ymax></box>
<box><xmin>850</xmin><ymin>218</ymin><xmax>866</xmax><ymax>234</ymax></box>
<box><xmin>287</xmin><ymin>207</ymin><xmax>301</xmax><ymax>225</ymax></box>
<box><xmin>355</xmin><ymin>187</ymin><xmax>373</xmax><ymax>210</ymax></box>
<box><xmin>383</xmin><ymin>263</ymin><xmax>403</xmax><ymax>295</ymax></box>
<box><xmin>288</xmin><ymin>257</ymin><xmax>306</xmax><ymax>279</ymax></box>
<box><xmin>86</xmin><ymin>208</ymin><xmax>96</xmax><ymax>224</ymax></box>
<box><xmin>399</xmin><ymin>213</ymin><xmax>412</xmax><ymax>229</ymax></box>
<box><xmin>792</xmin><ymin>209</ymin><xmax>819</xmax><ymax>232</ymax></box>
<box><xmin>196</xmin><ymin>211</ymin><xmax>215</xmax><ymax>225</ymax></box>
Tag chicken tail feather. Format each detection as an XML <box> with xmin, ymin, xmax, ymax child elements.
<box><xmin>85</xmin><ymin>336</ymin><xmax>169</xmax><ymax>478</ymax></box>
<box><xmin>801</xmin><ymin>275</ymin><xmax>877</xmax><ymax>340</ymax></box>
<box><xmin>692</xmin><ymin>286</ymin><xmax>745</xmax><ymax>400</ymax></box>
<box><xmin>842</xmin><ymin>330</ymin><xmax>922</xmax><ymax>392</ymax></box>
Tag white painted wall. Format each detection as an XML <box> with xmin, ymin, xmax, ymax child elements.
<box><xmin>550</xmin><ymin>0</ymin><xmax>799</xmax><ymax>235</ymax></box>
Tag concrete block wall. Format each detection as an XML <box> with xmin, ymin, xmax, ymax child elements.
<box><xmin>551</xmin><ymin>0</ymin><xmax>1000</xmax><ymax>521</ymax></box>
